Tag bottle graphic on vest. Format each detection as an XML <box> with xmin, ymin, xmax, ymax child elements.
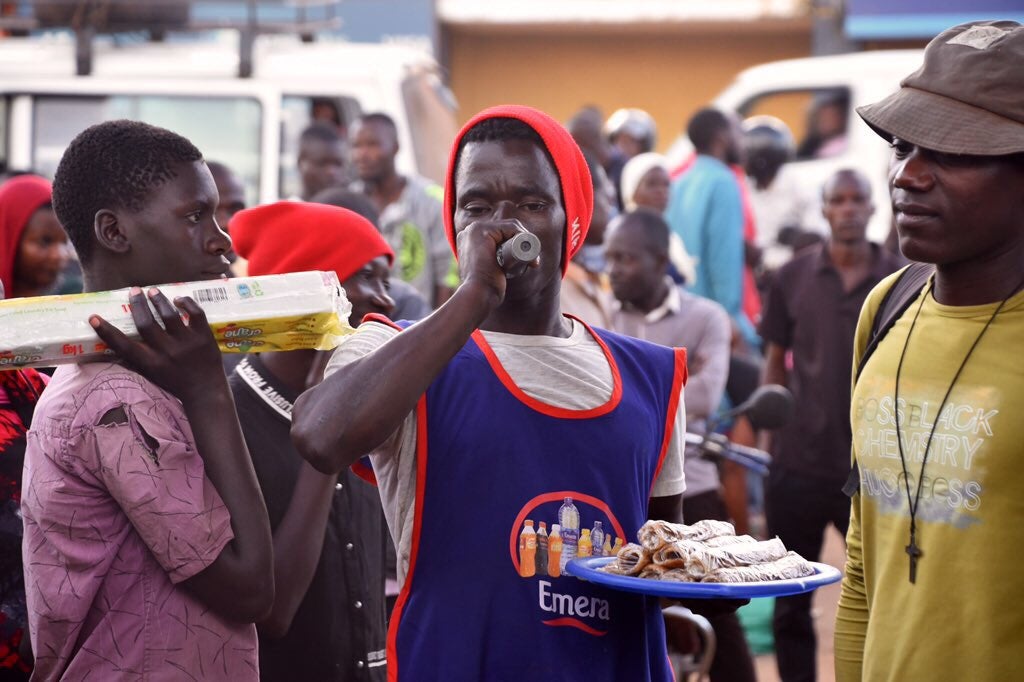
<box><xmin>591</xmin><ymin>521</ymin><xmax>605</xmax><ymax>557</ymax></box>
<box><xmin>613</xmin><ymin>537</ymin><xmax>624</xmax><ymax>554</ymax></box>
<box><xmin>535</xmin><ymin>522</ymin><xmax>549</xmax><ymax>577</ymax></box>
<box><xmin>603</xmin><ymin>535</ymin><xmax>613</xmax><ymax>557</ymax></box>
<box><xmin>548</xmin><ymin>524</ymin><xmax>563</xmax><ymax>578</ymax></box>
<box><xmin>558</xmin><ymin>497</ymin><xmax>580</xmax><ymax>572</ymax></box>
<box><xmin>578</xmin><ymin>528</ymin><xmax>593</xmax><ymax>558</ymax></box>
<box><xmin>519</xmin><ymin>520</ymin><xmax>537</xmax><ymax>578</ymax></box>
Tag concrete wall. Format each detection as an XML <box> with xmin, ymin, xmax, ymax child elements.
<box><xmin>444</xmin><ymin>22</ymin><xmax>812</xmax><ymax>151</ymax></box>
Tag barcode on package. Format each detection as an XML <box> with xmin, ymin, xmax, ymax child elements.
<box><xmin>193</xmin><ymin>287</ymin><xmax>229</xmax><ymax>304</ymax></box>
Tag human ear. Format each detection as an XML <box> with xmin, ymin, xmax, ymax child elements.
<box><xmin>94</xmin><ymin>209</ymin><xmax>130</xmax><ymax>254</ymax></box>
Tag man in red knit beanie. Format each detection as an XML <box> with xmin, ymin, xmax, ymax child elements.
<box><xmin>293</xmin><ymin>106</ymin><xmax>692</xmax><ymax>680</ymax></box>
<box><xmin>227</xmin><ymin>201</ymin><xmax>395</xmax><ymax>680</ymax></box>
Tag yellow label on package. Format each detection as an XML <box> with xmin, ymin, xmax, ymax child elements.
<box><xmin>0</xmin><ymin>271</ymin><xmax>354</xmax><ymax>370</ymax></box>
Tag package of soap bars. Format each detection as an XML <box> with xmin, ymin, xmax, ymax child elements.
<box><xmin>0</xmin><ymin>270</ymin><xmax>353</xmax><ymax>370</ymax></box>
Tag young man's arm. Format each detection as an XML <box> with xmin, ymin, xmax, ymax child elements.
<box><xmin>292</xmin><ymin>219</ymin><xmax>525</xmax><ymax>474</ymax></box>
<box><xmin>91</xmin><ymin>288</ymin><xmax>274</xmax><ymax>622</ymax></box>
<box><xmin>259</xmin><ymin>462</ymin><xmax>337</xmax><ymax>637</ymax></box>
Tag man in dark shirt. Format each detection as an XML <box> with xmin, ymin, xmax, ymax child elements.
<box><xmin>759</xmin><ymin>168</ymin><xmax>903</xmax><ymax>682</ymax></box>
<box><xmin>227</xmin><ymin>201</ymin><xmax>396</xmax><ymax>680</ymax></box>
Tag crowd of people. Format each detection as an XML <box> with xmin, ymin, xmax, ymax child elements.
<box><xmin>0</xmin><ymin>18</ymin><xmax>1020</xmax><ymax>682</ymax></box>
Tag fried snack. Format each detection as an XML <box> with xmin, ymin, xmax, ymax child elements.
<box><xmin>637</xmin><ymin>519</ymin><xmax>736</xmax><ymax>552</ymax></box>
<box><xmin>682</xmin><ymin>538</ymin><xmax>789</xmax><ymax>579</ymax></box>
<box><xmin>681</xmin><ymin>519</ymin><xmax>736</xmax><ymax>543</ymax></box>
<box><xmin>600</xmin><ymin>543</ymin><xmax>651</xmax><ymax>576</ymax></box>
<box><xmin>701</xmin><ymin>552</ymin><xmax>815</xmax><ymax>583</ymax></box>
<box><xmin>638</xmin><ymin>520</ymin><xmax>690</xmax><ymax>551</ymax></box>
<box><xmin>704</xmin><ymin>534</ymin><xmax>758</xmax><ymax>549</ymax></box>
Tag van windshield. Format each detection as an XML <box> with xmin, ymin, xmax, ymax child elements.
<box><xmin>32</xmin><ymin>94</ymin><xmax>262</xmax><ymax>205</ymax></box>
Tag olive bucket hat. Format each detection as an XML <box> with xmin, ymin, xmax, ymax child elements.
<box><xmin>857</xmin><ymin>20</ymin><xmax>1024</xmax><ymax>155</ymax></box>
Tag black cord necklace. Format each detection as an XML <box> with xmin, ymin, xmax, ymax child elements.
<box><xmin>893</xmin><ymin>275</ymin><xmax>1024</xmax><ymax>584</ymax></box>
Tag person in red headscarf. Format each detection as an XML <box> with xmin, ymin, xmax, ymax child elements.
<box><xmin>0</xmin><ymin>175</ymin><xmax>70</xmax><ymax>299</ymax></box>
<box><xmin>0</xmin><ymin>261</ymin><xmax>49</xmax><ymax>679</ymax></box>
<box><xmin>226</xmin><ymin>201</ymin><xmax>395</xmax><ymax>681</ymax></box>
<box><xmin>292</xmin><ymin>106</ymin><xmax>695</xmax><ymax>681</ymax></box>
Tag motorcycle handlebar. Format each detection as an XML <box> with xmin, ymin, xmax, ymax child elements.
<box><xmin>683</xmin><ymin>431</ymin><xmax>771</xmax><ymax>476</ymax></box>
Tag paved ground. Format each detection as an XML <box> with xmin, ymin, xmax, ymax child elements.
<box><xmin>753</xmin><ymin>527</ymin><xmax>846</xmax><ymax>682</ymax></box>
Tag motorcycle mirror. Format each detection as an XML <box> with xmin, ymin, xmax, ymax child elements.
<box><xmin>737</xmin><ymin>384</ymin><xmax>793</xmax><ymax>430</ymax></box>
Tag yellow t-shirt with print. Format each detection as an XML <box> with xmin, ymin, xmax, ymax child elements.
<box><xmin>835</xmin><ymin>271</ymin><xmax>1024</xmax><ymax>682</ymax></box>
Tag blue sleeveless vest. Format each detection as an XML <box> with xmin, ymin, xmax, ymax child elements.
<box><xmin>388</xmin><ymin>319</ymin><xmax>686</xmax><ymax>682</ymax></box>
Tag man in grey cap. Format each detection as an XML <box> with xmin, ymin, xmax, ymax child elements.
<box><xmin>835</xmin><ymin>20</ymin><xmax>1024</xmax><ymax>682</ymax></box>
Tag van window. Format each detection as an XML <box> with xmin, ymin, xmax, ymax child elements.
<box><xmin>32</xmin><ymin>95</ymin><xmax>262</xmax><ymax>204</ymax></box>
<box><xmin>401</xmin><ymin>71</ymin><xmax>457</xmax><ymax>186</ymax></box>
<box><xmin>279</xmin><ymin>95</ymin><xmax>362</xmax><ymax>200</ymax></box>
<box><xmin>739</xmin><ymin>88</ymin><xmax>851</xmax><ymax>161</ymax></box>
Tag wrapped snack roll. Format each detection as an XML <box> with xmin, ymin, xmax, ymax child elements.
<box><xmin>637</xmin><ymin>518</ymin><xmax>736</xmax><ymax>552</ymax></box>
<box><xmin>682</xmin><ymin>538</ymin><xmax>789</xmax><ymax>579</ymax></box>
<box><xmin>600</xmin><ymin>543</ymin><xmax>651</xmax><ymax>576</ymax></box>
<box><xmin>701</xmin><ymin>552</ymin><xmax>815</xmax><ymax>583</ymax></box>
<box><xmin>683</xmin><ymin>519</ymin><xmax>736</xmax><ymax>542</ymax></box>
<box><xmin>638</xmin><ymin>520</ymin><xmax>690</xmax><ymax>551</ymax></box>
<box><xmin>704</xmin><ymin>534</ymin><xmax>758</xmax><ymax>549</ymax></box>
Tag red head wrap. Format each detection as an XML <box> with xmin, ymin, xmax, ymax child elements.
<box><xmin>443</xmin><ymin>105</ymin><xmax>593</xmax><ymax>276</ymax></box>
<box><xmin>230</xmin><ymin>201</ymin><xmax>393</xmax><ymax>283</ymax></box>
<box><xmin>0</xmin><ymin>175</ymin><xmax>53</xmax><ymax>297</ymax></box>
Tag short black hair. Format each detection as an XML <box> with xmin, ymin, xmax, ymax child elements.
<box><xmin>453</xmin><ymin>117</ymin><xmax>560</xmax><ymax>198</ymax></box>
<box><xmin>299</xmin><ymin>122</ymin><xmax>342</xmax><ymax>149</ymax></box>
<box><xmin>358</xmin><ymin>112</ymin><xmax>397</xmax><ymax>135</ymax></box>
<box><xmin>822</xmin><ymin>168</ymin><xmax>872</xmax><ymax>201</ymax></box>
<box><xmin>310</xmin><ymin>186</ymin><xmax>381</xmax><ymax>228</ymax></box>
<box><xmin>687</xmin><ymin>108</ymin><xmax>730</xmax><ymax>154</ymax></box>
<box><xmin>51</xmin><ymin>119</ymin><xmax>202</xmax><ymax>265</ymax></box>
<box><xmin>456</xmin><ymin>117</ymin><xmax>553</xmax><ymax>170</ymax></box>
<box><xmin>618</xmin><ymin>208</ymin><xmax>670</xmax><ymax>256</ymax></box>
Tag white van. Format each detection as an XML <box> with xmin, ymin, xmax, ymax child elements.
<box><xmin>669</xmin><ymin>50</ymin><xmax>924</xmax><ymax>242</ymax></box>
<box><xmin>0</xmin><ymin>33</ymin><xmax>458</xmax><ymax>205</ymax></box>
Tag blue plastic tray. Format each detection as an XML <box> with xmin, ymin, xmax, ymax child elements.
<box><xmin>565</xmin><ymin>557</ymin><xmax>842</xmax><ymax>599</ymax></box>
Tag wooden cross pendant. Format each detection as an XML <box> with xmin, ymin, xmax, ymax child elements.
<box><xmin>905</xmin><ymin>538</ymin><xmax>923</xmax><ymax>584</ymax></box>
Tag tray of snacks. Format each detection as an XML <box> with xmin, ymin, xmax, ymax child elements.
<box><xmin>565</xmin><ymin>520</ymin><xmax>842</xmax><ymax>599</ymax></box>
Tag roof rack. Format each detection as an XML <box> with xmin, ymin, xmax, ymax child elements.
<box><xmin>0</xmin><ymin>1</ymin><xmax>345</xmax><ymax>77</ymax></box>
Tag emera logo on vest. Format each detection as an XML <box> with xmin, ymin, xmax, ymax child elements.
<box><xmin>510</xmin><ymin>491</ymin><xmax>626</xmax><ymax>637</ymax></box>
<box><xmin>539</xmin><ymin>581</ymin><xmax>610</xmax><ymax>630</ymax></box>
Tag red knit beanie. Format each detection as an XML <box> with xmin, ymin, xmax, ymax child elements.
<box><xmin>230</xmin><ymin>201</ymin><xmax>393</xmax><ymax>283</ymax></box>
<box><xmin>443</xmin><ymin>105</ymin><xmax>593</xmax><ymax>276</ymax></box>
<box><xmin>0</xmin><ymin>175</ymin><xmax>53</xmax><ymax>297</ymax></box>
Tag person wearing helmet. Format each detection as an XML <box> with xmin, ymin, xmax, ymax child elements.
<box><xmin>742</xmin><ymin>116</ymin><xmax>825</xmax><ymax>272</ymax></box>
<box><xmin>604</xmin><ymin>108</ymin><xmax>658</xmax><ymax>210</ymax></box>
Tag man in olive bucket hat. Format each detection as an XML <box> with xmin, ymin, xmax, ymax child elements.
<box><xmin>835</xmin><ymin>21</ymin><xmax>1024</xmax><ymax>682</ymax></box>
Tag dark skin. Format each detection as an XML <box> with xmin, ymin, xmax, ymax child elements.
<box><xmin>86</xmin><ymin>161</ymin><xmax>273</xmax><ymax>623</ymax></box>
<box><xmin>351</xmin><ymin>120</ymin><xmax>454</xmax><ymax>307</ymax></box>
<box><xmin>299</xmin><ymin>138</ymin><xmax>347</xmax><ymax>201</ymax></box>
<box><xmin>351</xmin><ymin>119</ymin><xmax>405</xmax><ymax>212</ymax></box>
<box><xmin>605</xmin><ymin>216</ymin><xmax>669</xmax><ymax>313</ymax></box>
<box><xmin>293</xmin><ymin>138</ymin><xmax>682</xmax><ymax>524</ymax></box>
<box><xmin>763</xmin><ymin>170</ymin><xmax>876</xmax><ymax>439</ymax></box>
<box><xmin>250</xmin><ymin>258</ymin><xmax>393</xmax><ymax>637</ymax></box>
<box><xmin>13</xmin><ymin>207</ymin><xmax>69</xmax><ymax>297</ymax></box>
<box><xmin>632</xmin><ymin>166</ymin><xmax>671</xmax><ymax>214</ymax></box>
<box><xmin>889</xmin><ymin>140</ymin><xmax>1024</xmax><ymax>306</ymax></box>
<box><xmin>292</xmin><ymin>136</ymin><xmax>748</xmax><ymax>617</ymax></box>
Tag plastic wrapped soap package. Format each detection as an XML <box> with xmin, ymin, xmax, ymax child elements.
<box><xmin>0</xmin><ymin>270</ymin><xmax>354</xmax><ymax>370</ymax></box>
